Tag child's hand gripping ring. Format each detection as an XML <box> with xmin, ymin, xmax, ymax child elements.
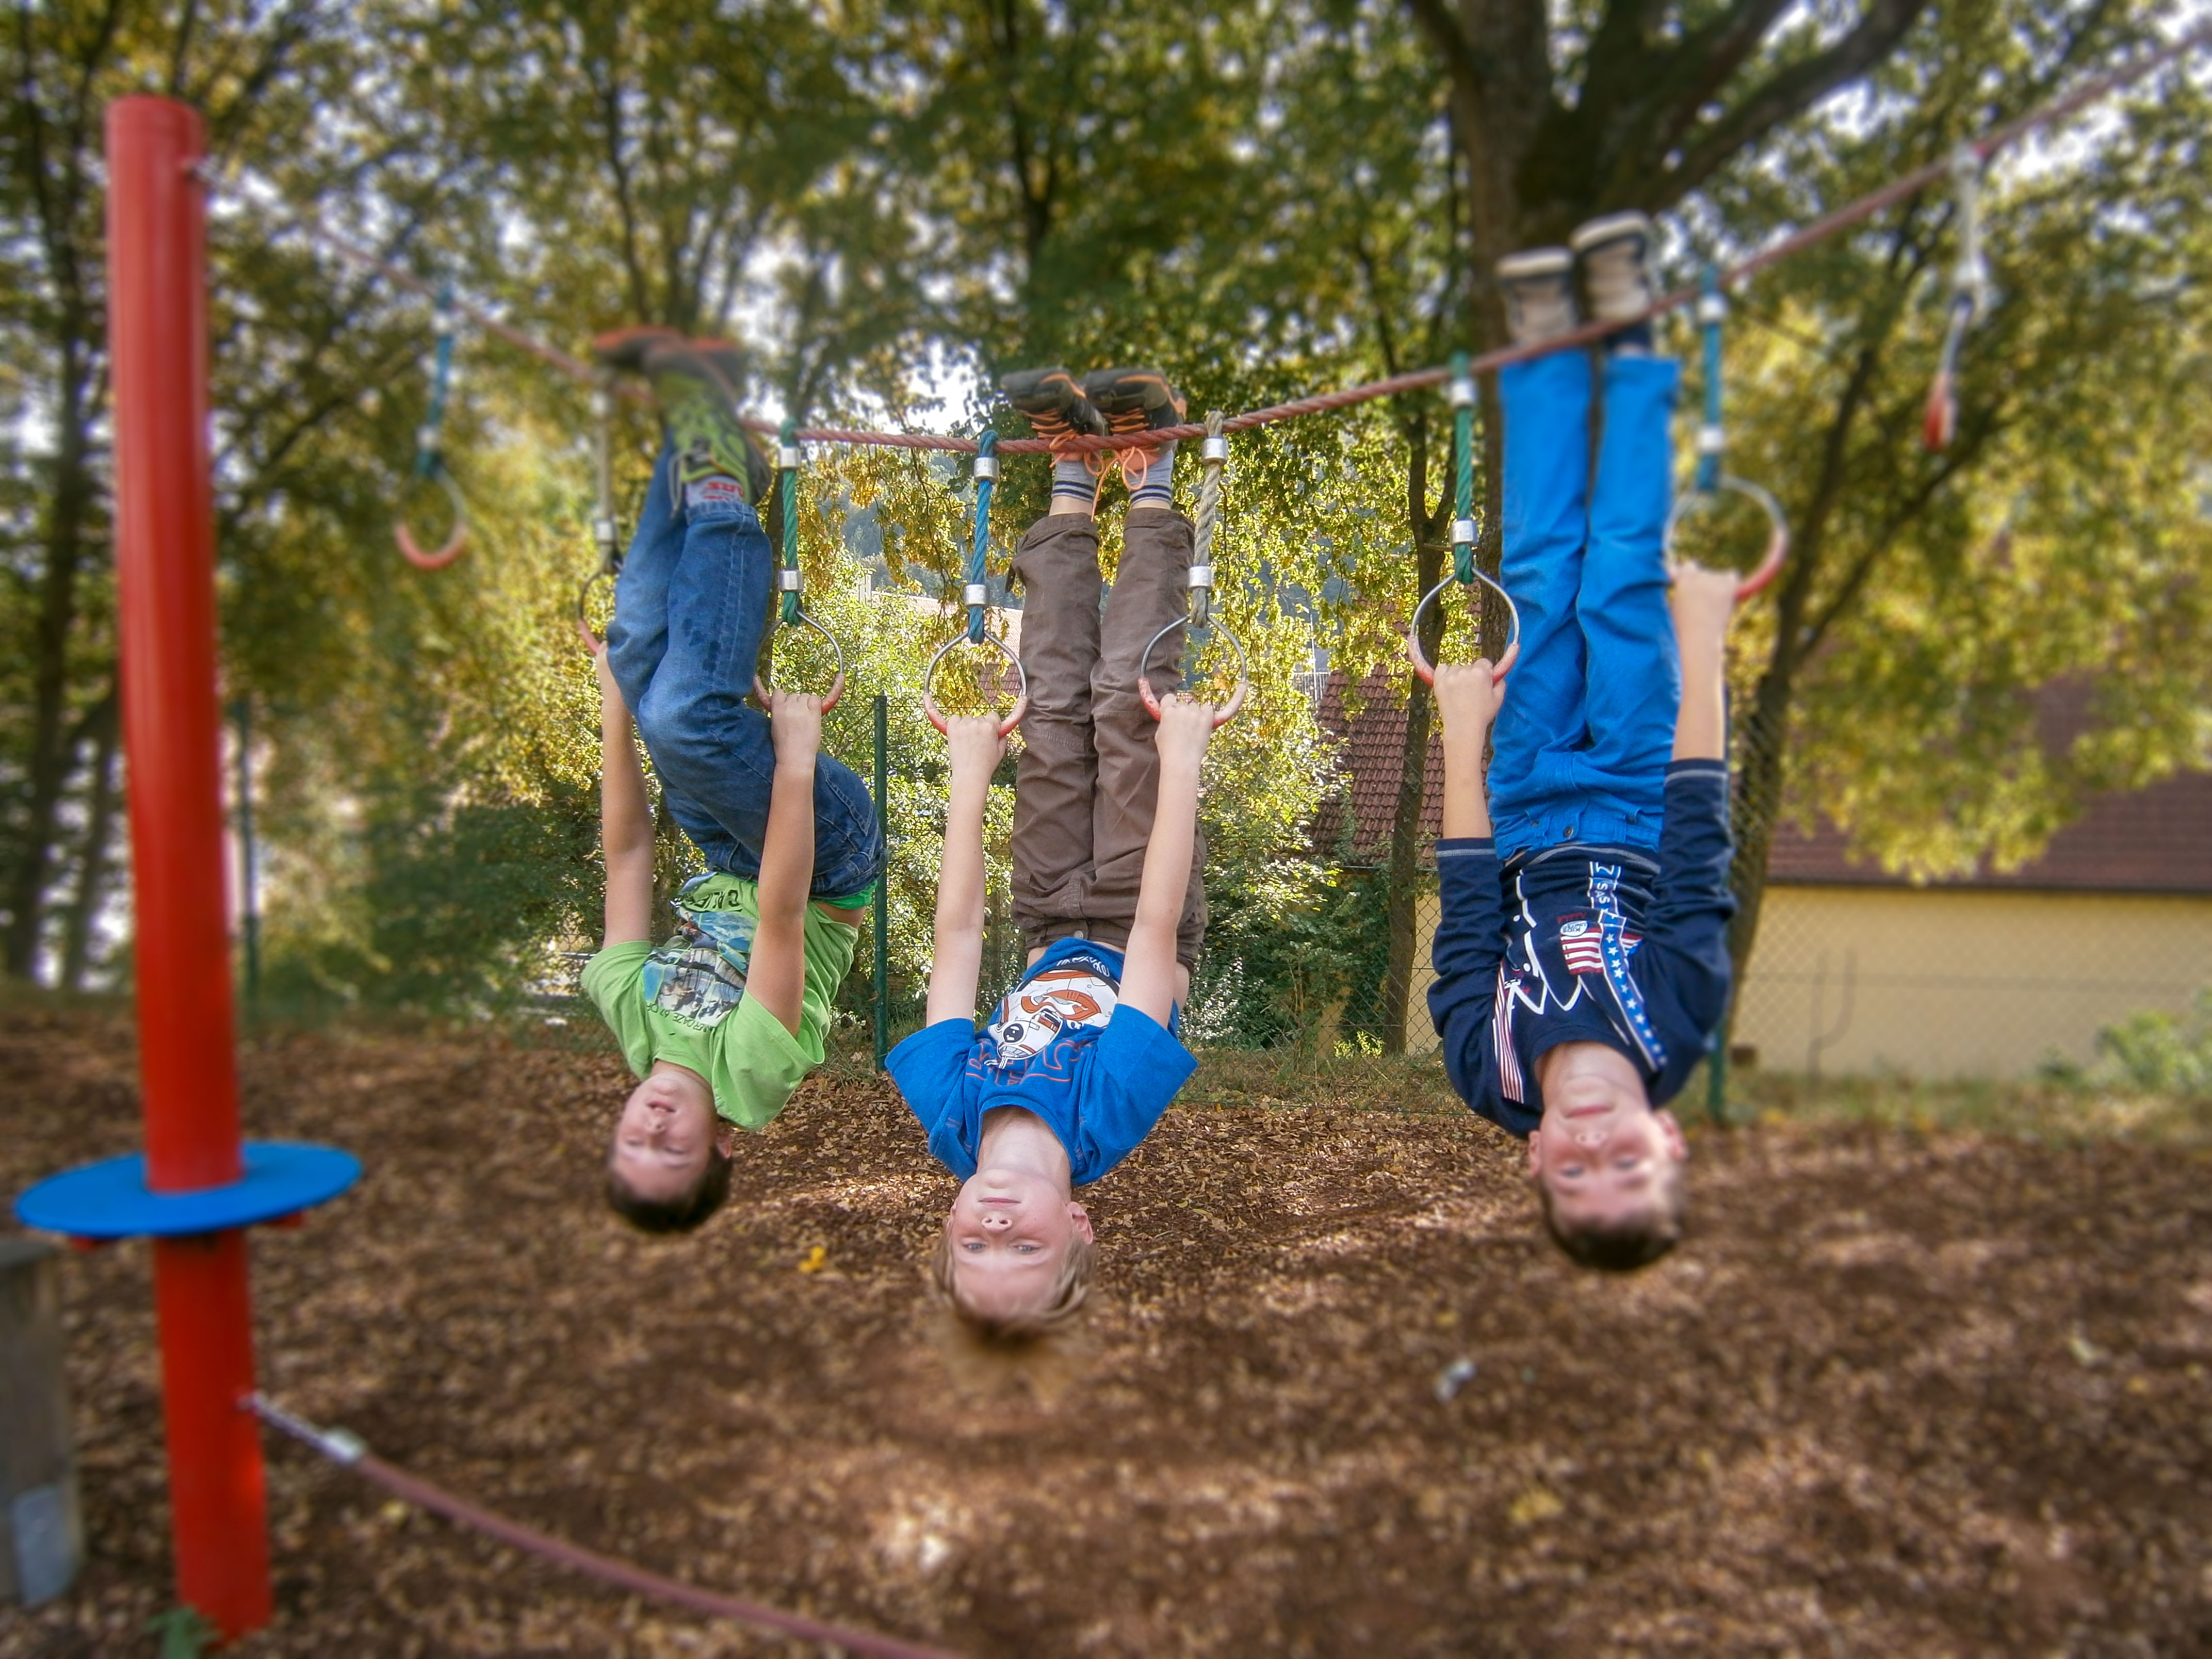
<box><xmin>752</xmin><ymin>610</ymin><xmax>848</xmax><ymax>713</ymax></box>
<box><xmin>394</xmin><ymin>467</ymin><xmax>469</xmax><ymax>571</ymax></box>
<box><xmin>1665</xmin><ymin>476</ymin><xmax>1790</xmax><ymax>600</ymax></box>
<box><xmin>1136</xmin><ymin>616</ymin><xmax>1249</xmax><ymax>727</ymax></box>
<box><xmin>1407</xmin><ymin>568</ymin><xmax>1521</xmax><ymax>687</ymax></box>
<box><xmin>922</xmin><ymin>631</ymin><xmax>1029</xmax><ymax>737</ymax></box>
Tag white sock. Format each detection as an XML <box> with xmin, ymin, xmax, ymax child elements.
<box><xmin>1050</xmin><ymin>457</ymin><xmax>1096</xmax><ymax>512</ymax></box>
<box><xmin>1128</xmin><ymin>442</ymin><xmax>1177</xmax><ymax>509</ymax></box>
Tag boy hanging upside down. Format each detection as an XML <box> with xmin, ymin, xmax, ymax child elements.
<box><xmin>584</xmin><ymin>329</ymin><xmax>884</xmax><ymax>1233</ymax></box>
<box><xmin>888</xmin><ymin>367</ymin><xmax>1215</xmax><ymax>1342</ymax></box>
<box><xmin>1428</xmin><ymin>215</ymin><xmax>1741</xmax><ymax>1271</ymax></box>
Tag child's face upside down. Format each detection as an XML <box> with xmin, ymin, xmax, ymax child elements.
<box><xmin>1527</xmin><ymin>1041</ymin><xmax>1687</xmax><ymax>1234</ymax></box>
<box><xmin>943</xmin><ymin>1169</ymin><xmax>1095</xmax><ymax>1323</ymax></box>
<box><xmin>608</xmin><ymin>1063</ymin><xmax>719</xmax><ymax>1203</ymax></box>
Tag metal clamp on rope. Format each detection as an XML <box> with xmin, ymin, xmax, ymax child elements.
<box><xmin>922</xmin><ymin>631</ymin><xmax>1029</xmax><ymax>738</ymax></box>
<box><xmin>1136</xmin><ymin>615</ymin><xmax>1249</xmax><ymax>728</ymax></box>
<box><xmin>779</xmin><ymin>570</ymin><xmax>803</xmax><ymax>594</ymax></box>
<box><xmin>1407</xmin><ymin>570</ymin><xmax>1521</xmax><ymax>689</ymax></box>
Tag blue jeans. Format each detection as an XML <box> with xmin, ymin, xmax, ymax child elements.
<box><xmin>1489</xmin><ymin>351</ymin><xmax>1682</xmax><ymax>859</ymax></box>
<box><xmin>605</xmin><ymin>446</ymin><xmax>884</xmax><ymax>900</ymax></box>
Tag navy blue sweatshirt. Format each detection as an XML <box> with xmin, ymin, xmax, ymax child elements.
<box><xmin>1426</xmin><ymin>760</ymin><xmax>1737</xmax><ymax>1138</ymax></box>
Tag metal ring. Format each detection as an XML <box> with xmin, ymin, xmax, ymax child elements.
<box><xmin>1664</xmin><ymin>474</ymin><xmax>1790</xmax><ymax>600</ymax></box>
<box><xmin>1406</xmin><ymin>568</ymin><xmax>1522</xmax><ymax>687</ymax></box>
<box><xmin>752</xmin><ymin>609</ymin><xmax>848</xmax><ymax>714</ymax></box>
<box><xmin>575</xmin><ymin>570</ymin><xmax>615</xmax><ymax>654</ymax></box>
<box><xmin>1136</xmin><ymin>616</ymin><xmax>1250</xmax><ymax>728</ymax></box>
<box><xmin>921</xmin><ymin>631</ymin><xmax>1030</xmax><ymax>737</ymax></box>
<box><xmin>394</xmin><ymin>467</ymin><xmax>468</xmax><ymax>571</ymax></box>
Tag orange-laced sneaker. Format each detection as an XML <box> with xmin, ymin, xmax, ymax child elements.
<box><xmin>1083</xmin><ymin>368</ymin><xmax>1185</xmax><ymax>492</ymax></box>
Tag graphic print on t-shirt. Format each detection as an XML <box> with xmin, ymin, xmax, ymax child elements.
<box><xmin>986</xmin><ymin>952</ymin><xmax>1119</xmax><ymax>1068</ymax></box>
<box><xmin>640</xmin><ymin>881</ymin><xmax>756</xmax><ymax>1032</ymax></box>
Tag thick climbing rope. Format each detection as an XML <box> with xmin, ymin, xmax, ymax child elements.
<box><xmin>777</xmin><ymin>416</ymin><xmax>803</xmax><ymax>626</ymax></box>
<box><xmin>246</xmin><ymin>1394</ymin><xmax>964</xmax><ymax>1659</ymax></box>
<box><xmin>237</xmin><ymin>21</ymin><xmax>2206</xmax><ymax>460</ymax></box>
<box><xmin>965</xmin><ymin>432</ymin><xmax>997</xmax><ymax>644</ymax></box>
<box><xmin>392</xmin><ymin>287</ymin><xmax>469</xmax><ymax>570</ymax></box>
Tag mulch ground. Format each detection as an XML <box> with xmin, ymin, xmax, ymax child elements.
<box><xmin>3</xmin><ymin>1004</ymin><xmax>2210</xmax><ymax>1658</ymax></box>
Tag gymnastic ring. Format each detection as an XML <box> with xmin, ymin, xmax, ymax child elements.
<box><xmin>1406</xmin><ymin>569</ymin><xmax>1521</xmax><ymax>688</ymax></box>
<box><xmin>921</xmin><ymin>631</ymin><xmax>1029</xmax><ymax>738</ymax></box>
<box><xmin>394</xmin><ymin>467</ymin><xmax>468</xmax><ymax>571</ymax></box>
<box><xmin>575</xmin><ymin>570</ymin><xmax>615</xmax><ymax>654</ymax></box>
<box><xmin>1665</xmin><ymin>475</ymin><xmax>1790</xmax><ymax>601</ymax></box>
<box><xmin>751</xmin><ymin>609</ymin><xmax>848</xmax><ymax>714</ymax></box>
<box><xmin>1136</xmin><ymin>616</ymin><xmax>1249</xmax><ymax>728</ymax></box>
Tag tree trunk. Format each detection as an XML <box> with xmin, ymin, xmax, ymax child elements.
<box><xmin>5</xmin><ymin>356</ymin><xmax>100</xmax><ymax>981</ymax></box>
<box><xmin>60</xmin><ymin>690</ymin><xmax>121</xmax><ymax>993</ymax></box>
<box><xmin>1378</xmin><ymin>420</ymin><xmax>1451</xmax><ymax>1052</ymax></box>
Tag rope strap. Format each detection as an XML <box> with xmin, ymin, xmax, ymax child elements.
<box><xmin>1695</xmin><ymin>266</ymin><xmax>1727</xmax><ymax>494</ymax></box>
<box><xmin>1447</xmin><ymin>352</ymin><xmax>1476</xmax><ymax>586</ymax></box>
<box><xmin>965</xmin><ymin>431</ymin><xmax>997</xmax><ymax>645</ymax></box>
<box><xmin>778</xmin><ymin>415</ymin><xmax>802</xmax><ymax>625</ymax></box>
<box><xmin>244</xmin><ymin>1394</ymin><xmax>961</xmax><ymax>1659</ymax></box>
<box><xmin>394</xmin><ymin>286</ymin><xmax>468</xmax><ymax>571</ymax></box>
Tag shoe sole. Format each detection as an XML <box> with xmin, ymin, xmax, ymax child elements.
<box><xmin>591</xmin><ymin>324</ymin><xmax>683</xmax><ymax>373</ymax></box>
<box><xmin>1496</xmin><ymin>247</ymin><xmax>1573</xmax><ymax>280</ymax></box>
<box><xmin>1569</xmin><ymin>211</ymin><xmax>1654</xmax><ymax>253</ymax></box>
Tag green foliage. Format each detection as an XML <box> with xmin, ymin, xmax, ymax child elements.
<box><xmin>2081</xmin><ymin>991</ymin><xmax>2212</xmax><ymax>1098</ymax></box>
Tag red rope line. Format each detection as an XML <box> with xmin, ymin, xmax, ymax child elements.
<box><xmin>248</xmin><ymin>1398</ymin><xmax>963</xmax><ymax>1659</ymax></box>
<box><xmin>267</xmin><ymin>23</ymin><xmax>2206</xmax><ymax>452</ymax></box>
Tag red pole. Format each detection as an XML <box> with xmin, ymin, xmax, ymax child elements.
<box><xmin>106</xmin><ymin>95</ymin><xmax>271</xmax><ymax>1637</ymax></box>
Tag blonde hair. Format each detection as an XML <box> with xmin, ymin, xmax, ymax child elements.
<box><xmin>926</xmin><ymin>1226</ymin><xmax>1096</xmax><ymax>1342</ymax></box>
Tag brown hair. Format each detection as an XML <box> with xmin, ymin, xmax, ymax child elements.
<box><xmin>1535</xmin><ymin>1164</ymin><xmax>1685</xmax><ymax>1273</ymax></box>
<box><xmin>926</xmin><ymin>1226</ymin><xmax>1096</xmax><ymax>1343</ymax></box>
<box><xmin>604</xmin><ymin>1146</ymin><xmax>733</xmax><ymax>1235</ymax></box>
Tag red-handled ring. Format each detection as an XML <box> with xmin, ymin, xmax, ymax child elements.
<box><xmin>752</xmin><ymin>609</ymin><xmax>847</xmax><ymax>714</ymax></box>
<box><xmin>1665</xmin><ymin>475</ymin><xmax>1790</xmax><ymax>601</ymax></box>
<box><xmin>1407</xmin><ymin>570</ymin><xmax>1521</xmax><ymax>688</ymax></box>
<box><xmin>1136</xmin><ymin>616</ymin><xmax>1249</xmax><ymax>727</ymax></box>
<box><xmin>922</xmin><ymin>631</ymin><xmax>1029</xmax><ymax>737</ymax></box>
<box><xmin>395</xmin><ymin>468</ymin><xmax>468</xmax><ymax>571</ymax></box>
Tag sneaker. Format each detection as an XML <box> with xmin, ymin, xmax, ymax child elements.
<box><xmin>1495</xmin><ymin>249</ymin><xmax>1578</xmax><ymax>346</ymax></box>
<box><xmin>590</xmin><ymin>324</ymin><xmax>683</xmax><ymax>376</ymax></box>
<box><xmin>642</xmin><ymin>337</ymin><xmax>769</xmax><ymax>502</ymax></box>
<box><xmin>999</xmin><ymin>366</ymin><xmax>1107</xmax><ymax>444</ymax></box>
<box><xmin>1570</xmin><ymin>212</ymin><xmax>1659</xmax><ymax>326</ymax></box>
<box><xmin>1082</xmin><ymin>367</ymin><xmax>1185</xmax><ymax>434</ymax></box>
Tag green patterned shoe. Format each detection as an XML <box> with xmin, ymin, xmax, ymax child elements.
<box><xmin>642</xmin><ymin>337</ymin><xmax>768</xmax><ymax>505</ymax></box>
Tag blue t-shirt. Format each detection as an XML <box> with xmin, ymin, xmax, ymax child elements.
<box><xmin>885</xmin><ymin>937</ymin><xmax>1197</xmax><ymax>1186</ymax></box>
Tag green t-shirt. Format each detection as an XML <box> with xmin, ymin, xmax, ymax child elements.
<box><xmin>582</xmin><ymin>873</ymin><xmax>860</xmax><ymax>1130</ymax></box>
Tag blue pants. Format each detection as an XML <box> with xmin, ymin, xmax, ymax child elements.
<box><xmin>605</xmin><ymin>446</ymin><xmax>884</xmax><ymax>900</ymax></box>
<box><xmin>1489</xmin><ymin>351</ymin><xmax>1682</xmax><ymax>859</ymax></box>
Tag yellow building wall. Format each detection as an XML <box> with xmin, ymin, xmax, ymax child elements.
<box><xmin>1404</xmin><ymin>883</ymin><xmax>2211</xmax><ymax>1078</ymax></box>
<box><xmin>1733</xmin><ymin>885</ymin><xmax>2212</xmax><ymax>1079</ymax></box>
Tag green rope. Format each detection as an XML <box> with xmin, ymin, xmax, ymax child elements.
<box><xmin>1449</xmin><ymin>350</ymin><xmax>1476</xmax><ymax>586</ymax></box>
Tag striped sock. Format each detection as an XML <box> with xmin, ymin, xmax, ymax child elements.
<box><xmin>1050</xmin><ymin>457</ymin><xmax>1097</xmax><ymax>511</ymax></box>
<box><xmin>1128</xmin><ymin>442</ymin><xmax>1177</xmax><ymax>510</ymax></box>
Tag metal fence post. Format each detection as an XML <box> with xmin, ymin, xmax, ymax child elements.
<box><xmin>873</xmin><ymin>692</ymin><xmax>889</xmax><ymax>1071</ymax></box>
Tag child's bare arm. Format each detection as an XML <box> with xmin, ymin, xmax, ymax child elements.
<box><xmin>1669</xmin><ymin>563</ymin><xmax>1737</xmax><ymax>762</ymax></box>
<box><xmin>924</xmin><ymin>717</ymin><xmax>1006</xmax><ymax>1026</ymax></box>
<box><xmin>597</xmin><ymin>648</ymin><xmax>658</xmax><ymax>947</ymax></box>
<box><xmin>1118</xmin><ymin>696</ymin><xmax>1212</xmax><ymax>1026</ymax></box>
<box><xmin>1435</xmin><ymin>660</ymin><xmax>1507</xmax><ymax>840</ymax></box>
<box><xmin>745</xmin><ymin>692</ymin><xmax>825</xmax><ymax>1037</ymax></box>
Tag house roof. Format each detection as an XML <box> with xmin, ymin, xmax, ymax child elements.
<box><xmin>1312</xmin><ymin>667</ymin><xmax>2212</xmax><ymax>893</ymax></box>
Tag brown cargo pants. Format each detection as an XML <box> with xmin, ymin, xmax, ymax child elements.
<box><xmin>1009</xmin><ymin>506</ymin><xmax>1207</xmax><ymax>969</ymax></box>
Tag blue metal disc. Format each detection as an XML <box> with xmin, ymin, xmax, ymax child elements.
<box><xmin>12</xmin><ymin>1142</ymin><xmax>361</xmax><ymax>1240</ymax></box>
